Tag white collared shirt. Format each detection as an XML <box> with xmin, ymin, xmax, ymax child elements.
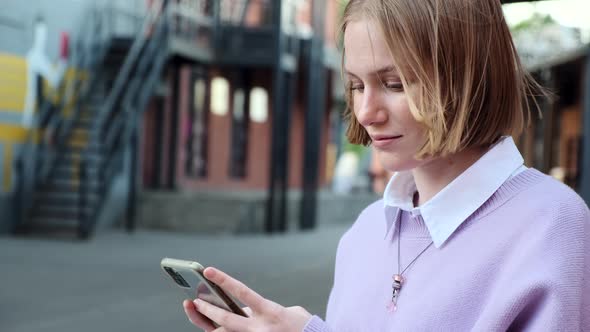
<box><xmin>383</xmin><ymin>136</ymin><xmax>527</xmax><ymax>248</ymax></box>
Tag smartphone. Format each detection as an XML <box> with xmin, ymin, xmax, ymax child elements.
<box><xmin>160</xmin><ymin>258</ymin><xmax>247</xmax><ymax>318</ymax></box>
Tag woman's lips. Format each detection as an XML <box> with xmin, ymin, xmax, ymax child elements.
<box><xmin>371</xmin><ymin>135</ymin><xmax>403</xmax><ymax>148</ymax></box>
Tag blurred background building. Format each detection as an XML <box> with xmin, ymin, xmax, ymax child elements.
<box><xmin>0</xmin><ymin>0</ymin><xmax>377</xmax><ymax>239</ymax></box>
<box><xmin>0</xmin><ymin>0</ymin><xmax>589</xmax><ymax>240</ymax></box>
<box><xmin>503</xmin><ymin>0</ymin><xmax>590</xmax><ymax>198</ymax></box>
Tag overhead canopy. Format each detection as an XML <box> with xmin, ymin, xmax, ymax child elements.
<box><xmin>501</xmin><ymin>0</ymin><xmax>542</xmax><ymax>3</ymax></box>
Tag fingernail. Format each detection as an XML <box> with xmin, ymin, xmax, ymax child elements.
<box><xmin>207</xmin><ymin>267</ymin><xmax>217</xmax><ymax>275</ymax></box>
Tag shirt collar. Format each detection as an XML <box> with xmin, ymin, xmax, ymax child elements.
<box><xmin>382</xmin><ymin>136</ymin><xmax>525</xmax><ymax>248</ymax></box>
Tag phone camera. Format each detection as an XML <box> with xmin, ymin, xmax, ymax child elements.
<box><xmin>164</xmin><ymin>267</ymin><xmax>191</xmax><ymax>288</ymax></box>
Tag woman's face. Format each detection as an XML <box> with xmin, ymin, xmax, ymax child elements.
<box><xmin>344</xmin><ymin>20</ymin><xmax>428</xmax><ymax>172</ymax></box>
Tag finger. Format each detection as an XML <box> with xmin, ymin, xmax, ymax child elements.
<box><xmin>243</xmin><ymin>307</ymin><xmax>253</xmax><ymax>316</ymax></box>
<box><xmin>204</xmin><ymin>267</ymin><xmax>268</xmax><ymax>313</ymax></box>
<box><xmin>212</xmin><ymin>328</ymin><xmax>231</xmax><ymax>332</ymax></box>
<box><xmin>183</xmin><ymin>299</ymin><xmax>216</xmax><ymax>332</ymax></box>
<box><xmin>195</xmin><ymin>298</ymin><xmax>249</xmax><ymax>331</ymax></box>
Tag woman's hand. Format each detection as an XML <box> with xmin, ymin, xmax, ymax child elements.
<box><xmin>183</xmin><ymin>267</ymin><xmax>312</xmax><ymax>332</ymax></box>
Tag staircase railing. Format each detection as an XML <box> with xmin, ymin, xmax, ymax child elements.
<box><xmin>14</xmin><ymin>0</ymin><xmax>276</xmax><ymax>236</ymax></box>
<box><xmin>80</xmin><ymin>0</ymin><xmax>172</xmax><ymax>234</ymax></box>
<box><xmin>12</xmin><ymin>5</ymin><xmax>108</xmax><ymax>232</ymax></box>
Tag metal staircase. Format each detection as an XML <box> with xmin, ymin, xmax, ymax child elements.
<box><xmin>13</xmin><ymin>0</ymin><xmax>303</xmax><ymax>238</ymax></box>
<box><xmin>13</xmin><ymin>0</ymin><xmax>215</xmax><ymax>239</ymax></box>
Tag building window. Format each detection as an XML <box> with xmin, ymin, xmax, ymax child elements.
<box><xmin>185</xmin><ymin>69</ymin><xmax>209</xmax><ymax>178</ymax></box>
<box><xmin>229</xmin><ymin>86</ymin><xmax>249</xmax><ymax>179</ymax></box>
<box><xmin>249</xmin><ymin>87</ymin><xmax>268</xmax><ymax>123</ymax></box>
<box><xmin>210</xmin><ymin>76</ymin><xmax>230</xmax><ymax>116</ymax></box>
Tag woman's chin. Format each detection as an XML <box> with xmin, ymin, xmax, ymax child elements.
<box><xmin>379</xmin><ymin>158</ymin><xmax>420</xmax><ymax>173</ymax></box>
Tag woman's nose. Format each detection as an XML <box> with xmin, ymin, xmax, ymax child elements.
<box><xmin>356</xmin><ymin>90</ymin><xmax>387</xmax><ymax>127</ymax></box>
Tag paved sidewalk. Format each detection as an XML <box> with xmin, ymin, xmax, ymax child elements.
<box><xmin>0</xmin><ymin>225</ymin><xmax>350</xmax><ymax>332</ymax></box>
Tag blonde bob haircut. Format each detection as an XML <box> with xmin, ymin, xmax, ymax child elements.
<box><xmin>340</xmin><ymin>0</ymin><xmax>543</xmax><ymax>158</ymax></box>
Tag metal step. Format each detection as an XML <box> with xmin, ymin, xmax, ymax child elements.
<box><xmin>33</xmin><ymin>205</ymin><xmax>93</xmax><ymax>220</ymax></box>
<box><xmin>71</xmin><ymin>128</ymin><xmax>90</xmax><ymax>139</ymax></box>
<box><xmin>64</xmin><ymin>140</ymin><xmax>102</xmax><ymax>152</ymax></box>
<box><xmin>103</xmin><ymin>53</ymin><xmax>127</xmax><ymax>67</ymax></box>
<box><xmin>79</xmin><ymin>108</ymin><xmax>100</xmax><ymax>118</ymax></box>
<box><xmin>55</xmin><ymin>156</ymin><xmax>103</xmax><ymax>174</ymax></box>
<box><xmin>83</xmin><ymin>103</ymin><xmax>102</xmax><ymax>111</ymax></box>
<box><xmin>76</xmin><ymin>117</ymin><xmax>96</xmax><ymax>129</ymax></box>
<box><xmin>65</xmin><ymin>141</ymin><xmax>91</xmax><ymax>151</ymax></box>
<box><xmin>66</xmin><ymin>128</ymin><xmax>90</xmax><ymax>149</ymax></box>
<box><xmin>53</xmin><ymin>164</ymin><xmax>100</xmax><ymax>179</ymax></box>
<box><xmin>27</xmin><ymin>217</ymin><xmax>79</xmax><ymax>229</ymax></box>
<box><xmin>41</xmin><ymin>178</ymin><xmax>102</xmax><ymax>193</ymax></box>
<box><xmin>35</xmin><ymin>191</ymin><xmax>100</xmax><ymax>206</ymax></box>
<box><xmin>109</xmin><ymin>36</ymin><xmax>133</xmax><ymax>49</ymax></box>
<box><xmin>59</xmin><ymin>151</ymin><xmax>104</xmax><ymax>165</ymax></box>
<box><xmin>53</xmin><ymin>161</ymin><xmax>102</xmax><ymax>176</ymax></box>
<box><xmin>70</xmin><ymin>123</ymin><xmax>101</xmax><ymax>136</ymax></box>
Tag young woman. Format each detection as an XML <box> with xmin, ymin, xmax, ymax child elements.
<box><xmin>183</xmin><ymin>0</ymin><xmax>590</xmax><ymax>330</ymax></box>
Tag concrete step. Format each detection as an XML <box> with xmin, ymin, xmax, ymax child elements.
<box><xmin>18</xmin><ymin>217</ymin><xmax>93</xmax><ymax>239</ymax></box>
<box><xmin>138</xmin><ymin>190</ymin><xmax>379</xmax><ymax>234</ymax></box>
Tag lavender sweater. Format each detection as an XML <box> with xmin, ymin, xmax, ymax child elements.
<box><xmin>304</xmin><ymin>169</ymin><xmax>590</xmax><ymax>331</ymax></box>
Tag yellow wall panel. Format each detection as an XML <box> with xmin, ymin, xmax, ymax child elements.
<box><xmin>0</xmin><ymin>98</ymin><xmax>26</xmax><ymax>112</ymax></box>
<box><xmin>0</xmin><ymin>53</ymin><xmax>28</xmax><ymax>112</ymax></box>
<box><xmin>0</xmin><ymin>53</ymin><xmax>27</xmax><ymax>69</ymax></box>
<box><xmin>0</xmin><ymin>53</ymin><xmax>87</xmax><ymax>113</ymax></box>
<box><xmin>0</xmin><ymin>86</ymin><xmax>27</xmax><ymax>96</ymax></box>
<box><xmin>0</xmin><ymin>124</ymin><xmax>28</xmax><ymax>141</ymax></box>
<box><xmin>0</xmin><ymin>71</ymin><xmax>28</xmax><ymax>82</ymax></box>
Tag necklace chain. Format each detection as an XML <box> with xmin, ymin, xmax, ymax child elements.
<box><xmin>388</xmin><ymin>211</ymin><xmax>434</xmax><ymax>313</ymax></box>
<box><xmin>398</xmin><ymin>191</ymin><xmax>434</xmax><ymax>275</ymax></box>
<box><xmin>397</xmin><ymin>218</ymin><xmax>434</xmax><ymax>275</ymax></box>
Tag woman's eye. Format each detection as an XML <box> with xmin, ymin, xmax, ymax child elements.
<box><xmin>350</xmin><ymin>85</ymin><xmax>364</xmax><ymax>92</ymax></box>
<box><xmin>385</xmin><ymin>82</ymin><xmax>404</xmax><ymax>90</ymax></box>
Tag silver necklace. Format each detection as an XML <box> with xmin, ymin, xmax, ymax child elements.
<box><xmin>387</xmin><ymin>211</ymin><xmax>434</xmax><ymax>312</ymax></box>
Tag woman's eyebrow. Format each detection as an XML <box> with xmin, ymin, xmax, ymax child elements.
<box><xmin>345</xmin><ymin>65</ymin><xmax>398</xmax><ymax>79</ymax></box>
<box><xmin>344</xmin><ymin>70</ymin><xmax>360</xmax><ymax>80</ymax></box>
<box><xmin>375</xmin><ymin>66</ymin><xmax>398</xmax><ymax>76</ymax></box>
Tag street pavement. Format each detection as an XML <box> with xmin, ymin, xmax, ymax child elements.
<box><xmin>0</xmin><ymin>224</ymin><xmax>351</xmax><ymax>332</ymax></box>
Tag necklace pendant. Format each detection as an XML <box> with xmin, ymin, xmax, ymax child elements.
<box><xmin>387</xmin><ymin>274</ymin><xmax>404</xmax><ymax>313</ymax></box>
<box><xmin>386</xmin><ymin>300</ymin><xmax>398</xmax><ymax>312</ymax></box>
<box><xmin>387</xmin><ymin>289</ymin><xmax>399</xmax><ymax>312</ymax></box>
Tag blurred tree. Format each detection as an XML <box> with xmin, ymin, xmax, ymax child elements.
<box><xmin>511</xmin><ymin>12</ymin><xmax>556</xmax><ymax>32</ymax></box>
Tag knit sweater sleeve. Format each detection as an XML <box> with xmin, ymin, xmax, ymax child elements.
<box><xmin>302</xmin><ymin>315</ymin><xmax>335</xmax><ymax>332</ymax></box>
<box><xmin>476</xmin><ymin>194</ymin><xmax>590</xmax><ymax>331</ymax></box>
<box><xmin>517</xmin><ymin>200</ymin><xmax>590</xmax><ymax>331</ymax></box>
<box><xmin>302</xmin><ymin>203</ymin><xmax>379</xmax><ymax>332</ymax></box>
<box><xmin>301</xmin><ymin>226</ymin><xmax>351</xmax><ymax>332</ymax></box>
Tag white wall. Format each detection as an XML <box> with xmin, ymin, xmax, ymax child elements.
<box><xmin>0</xmin><ymin>0</ymin><xmax>145</xmax><ymax>57</ymax></box>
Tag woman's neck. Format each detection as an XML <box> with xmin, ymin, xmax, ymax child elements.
<box><xmin>412</xmin><ymin>146</ymin><xmax>488</xmax><ymax>207</ymax></box>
